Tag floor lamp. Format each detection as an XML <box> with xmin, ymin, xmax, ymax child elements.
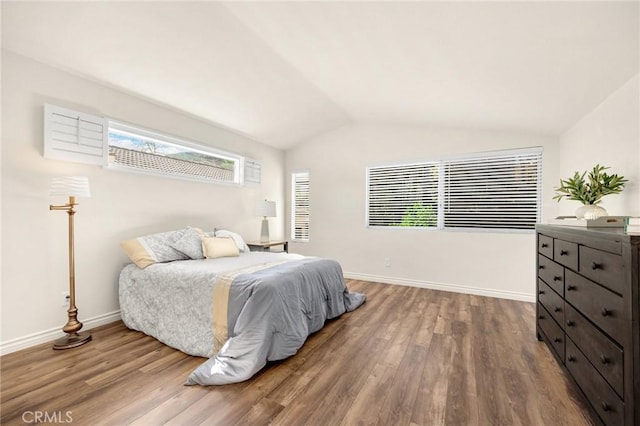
<box><xmin>49</xmin><ymin>176</ymin><xmax>92</xmax><ymax>350</ymax></box>
<box><xmin>256</xmin><ymin>200</ymin><xmax>276</xmax><ymax>243</ymax></box>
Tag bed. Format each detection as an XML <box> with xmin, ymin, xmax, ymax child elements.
<box><xmin>118</xmin><ymin>229</ymin><xmax>366</xmax><ymax>386</ymax></box>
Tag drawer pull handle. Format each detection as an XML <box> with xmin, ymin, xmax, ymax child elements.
<box><xmin>601</xmin><ymin>401</ymin><xmax>611</xmax><ymax>412</ymax></box>
<box><xmin>539</xmin><ymin>290</ymin><xmax>545</xmax><ymax>295</ymax></box>
<box><xmin>560</xmin><ymin>250</ymin><xmax>568</xmax><ymax>256</ymax></box>
<box><xmin>566</xmin><ymin>320</ymin><xmax>574</xmax><ymax>327</ymax></box>
<box><xmin>554</xmin><ymin>307</ymin><xmax>561</xmax><ymax>313</ymax></box>
<box><xmin>541</xmin><ymin>243</ymin><xmax>548</xmax><ymax>248</ymax></box>
<box><xmin>601</xmin><ymin>308</ymin><xmax>611</xmax><ymax>317</ymax></box>
<box><xmin>538</xmin><ymin>265</ymin><xmax>545</xmax><ymax>270</ymax></box>
<box><xmin>600</xmin><ymin>355</ymin><xmax>610</xmax><ymax>365</ymax></box>
<box><xmin>567</xmin><ymin>355</ymin><xmax>576</xmax><ymax>362</ymax></box>
<box><xmin>538</xmin><ymin>315</ymin><xmax>545</xmax><ymax>320</ymax></box>
<box><xmin>553</xmin><ymin>337</ymin><xmax>562</xmax><ymax>343</ymax></box>
<box><xmin>591</xmin><ymin>262</ymin><xmax>602</xmax><ymax>270</ymax></box>
<box><xmin>553</xmin><ymin>276</ymin><xmax>562</xmax><ymax>282</ymax></box>
<box><xmin>567</xmin><ymin>285</ymin><xmax>576</xmax><ymax>291</ymax></box>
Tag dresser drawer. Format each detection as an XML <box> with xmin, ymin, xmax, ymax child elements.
<box><xmin>579</xmin><ymin>246</ymin><xmax>625</xmax><ymax>296</ymax></box>
<box><xmin>538</xmin><ymin>234</ymin><xmax>554</xmax><ymax>258</ymax></box>
<box><xmin>538</xmin><ymin>254</ymin><xmax>564</xmax><ymax>296</ymax></box>
<box><xmin>538</xmin><ymin>279</ymin><xmax>564</xmax><ymax>328</ymax></box>
<box><xmin>566</xmin><ymin>338</ymin><xmax>624</xmax><ymax>425</ymax></box>
<box><xmin>565</xmin><ymin>270</ymin><xmax>626</xmax><ymax>344</ymax></box>
<box><xmin>565</xmin><ymin>303</ymin><xmax>623</xmax><ymax>398</ymax></box>
<box><xmin>538</xmin><ymin>303</ymin><xmax>564</xmax><ymax>361</ymax></box>
<box><xmin>554</xmin><ymin>239</ymin><xmax>578</xmax><ymax>271</ymax></box>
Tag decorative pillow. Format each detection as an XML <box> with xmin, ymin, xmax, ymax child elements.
<box><xmin>120</xmin><ymin>229</ymin><xmax>189</xmax><ymax>268</ymax></box>
<box><xmin>170</xmin><ymin>226</ymin><xmax>208</xmax><ymax>260</ymax></box>
<box><xmin>215</xmin><ymin>229</ymin><xmax>250</xmax><ymax>253</ymax></box>
<box><xmin>202</xmin><ymin>236</ymin><xmax>240</xmax><ymax>259</ymax></box>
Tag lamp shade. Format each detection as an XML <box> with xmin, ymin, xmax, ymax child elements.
<box><xmin>256</xmin><ymin>200</ymin><xmax>276</xmax><ymax>218</ymax></box>
<box><xmin>50</xmin><ymin>176</ymin><xmax>91</xmax><ymax>198</ymax></box>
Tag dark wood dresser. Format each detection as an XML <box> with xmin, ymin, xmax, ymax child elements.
<box><xmin>536</xmin><ymin>225</ymin><xmax>640</xmax><ymax>425</ymax></box>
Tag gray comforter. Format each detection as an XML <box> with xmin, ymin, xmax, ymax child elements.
<box><xmin>119</xmin><ymin>253</ymin><xmax>365</xmax><ymax>385</ymax></box>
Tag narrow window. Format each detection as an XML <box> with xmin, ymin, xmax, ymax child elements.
<box><xmin>291</xmin><ymin>172</ymin><xmax>310</xmax><ymax>241</ymax></box>
<box><xmin>108</xmin><ymin>121</ymin><xmax>242</xmax><ymax>184</ymax></box>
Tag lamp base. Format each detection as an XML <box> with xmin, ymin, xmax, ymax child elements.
<box><xmin>260</xmin><ymin>217</ymin><xmax>270</xmax><ymax>243</ymax></box>
<box><xmin>53</xmin><ymin>331</ymin><xmax>92</xmax><ymax>350</ymax></box>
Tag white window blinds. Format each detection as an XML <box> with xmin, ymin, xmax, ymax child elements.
<box><xmin>443</xmin><ymin>150</ymin><xmax>542</xmax><ymax>230</ymax></box>
<box><xmin>292</xmin><ymin>172</ymin><xmax>310</xmax><ymax>241</ymax></box>
<box><xmin>367</xmin><ymin>162</ymin><xmax>439</xmax><ymax>227</ymax></box>
<box><xmin>366</xmin><ymin>148</ymin><xmax>542</xmax><ymax>231</ymax></box>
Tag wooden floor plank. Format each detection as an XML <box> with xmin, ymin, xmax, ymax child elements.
<box><xmin>0</xmin><ymin>280</ymin><xmax>594</xmax><ymax>426</ymax></box>
<box><xmin>411</xmin><ymin>333</ymin><xmax>456</xmax><ymax>426</ymax></box>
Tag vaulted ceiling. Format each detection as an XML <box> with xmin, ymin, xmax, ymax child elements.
<box><xmin>2</xmin><ymin>1</ymin><xmax>638</xmax><ymax>149</ymax></box>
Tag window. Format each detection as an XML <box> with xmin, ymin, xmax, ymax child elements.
<box><xmin>443</xmin><ymin>151</ymin><xmax>541</xmax><ymax>229</ymax></box>
<box><xmin>43</xmin><ymin>104</ymin><xmax>250</xmax><ymax>185</ymax></box>
<box><xmin>367</xmin><ymin>162</ymin><xmax>439</xmax><ymax>227</ymax></box>
<box><xmin>291</xmin><ymin>172</ymin><xmax>310</xmax><ymax>241</ymax></box>
<box><xmin>366</xmin><ymin>148</ymin><xmax>542</xmax><ymax>231</ymax></box>
<box><xmin>108</xmin><ymin>121</ymin><xmax>242</xmax><ymax>184</ymax></box>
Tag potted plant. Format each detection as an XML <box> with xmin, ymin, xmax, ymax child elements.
<box><xmin>553</xmin><ymin>164</ymin><xmax>627</xmax><ymax>219</ymax></box>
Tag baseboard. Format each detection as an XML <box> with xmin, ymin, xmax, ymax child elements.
<box><xmin>343</xmin><ymin>272</ymin><xmax>536</xmax><ymax>303</ymax></box>
<box><xmin>0</xmin><ymin>310</ymin><xmax>121</xmax><ymax>356</ymax></box>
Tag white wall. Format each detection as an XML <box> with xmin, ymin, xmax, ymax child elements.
<box><xmin>558</xmin><ymin>74</ymin><xmax>640</xmax><ymax>217</ymax></box>
<box><xmin>285</xmin><ymin>123</ymin><xmax>560</xmax><ymax>301</ymax></box>
<box><xmin>0</xmin><ymin>51</ymin><xmax>285</xmax><ymax>352</ymax></box>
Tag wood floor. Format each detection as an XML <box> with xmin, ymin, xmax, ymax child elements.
<box><xmin>1</xmin><ymin>280</ymin><xmax>593</xmax><ymax>426</ymax></box>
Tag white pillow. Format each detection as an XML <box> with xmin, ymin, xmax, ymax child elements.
<box><xmin>215</xmin><ymin>229</ymin><xmax>250</xmax><ymax>253</ymax></box>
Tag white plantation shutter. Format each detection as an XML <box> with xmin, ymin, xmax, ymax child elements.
<box><xmin>443</xmin><ymin>150</ymin><xmax>542</xmax><ymax>230</ymax></box>
<box><xmin>366</xmin><ymin>148</ymin><xmax>542</xmax><ymax>231</ymax></box>
<box><xmin>367</xmin><ymin>162</ymin><xmax>439</xmax><ymax>227</ymax></box>
<box><xmin>44</xmin><ymin>104</ymin><xmax>106</xmax><ymax>165</ymax></box>
<box><xmin>292</xmin><ymin>172</ymin><xmax>310</xmax><ymax>241</ymax></box>
<box><xmin>244</xmin><ymin>158</ymin><xmax>262</xmax><ymax>185</ymax></box>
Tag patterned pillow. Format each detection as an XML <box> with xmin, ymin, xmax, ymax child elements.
<box><xmin>170</xmin><ymin>227</ymin><xmax>209</xmax><ymax>260</ymax></box>
<box><xmin>120</xmin><ymin>228</ymin><xmax>189</xmax><ymax>268</ymax></box>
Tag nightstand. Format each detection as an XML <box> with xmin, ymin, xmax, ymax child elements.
<box><xmin>247</xmin><ymin>241</ymin><xmax>289</xmax><ymax>253</ymax></box>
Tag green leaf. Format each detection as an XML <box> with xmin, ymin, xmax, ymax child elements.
<box><xmin>554</xmin><ymin>165</ymin><xmax>627</xmax><ymax>205</ymax></box>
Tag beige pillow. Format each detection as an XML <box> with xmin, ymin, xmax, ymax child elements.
<box><xmin>202</xmin><ymin>236</ymin><xmax>239</xmax><ymax>259</ymax></box>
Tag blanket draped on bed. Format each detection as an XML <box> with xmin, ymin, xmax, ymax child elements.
<box><xmin>211</xmin><ymin>261</ymin><xmax>287</xmax><ymax>353</ymax></box>
<box><xmin>185</xmin><ymin>258</ymin><xmax>365</xmax><ymax>386</ymax></box>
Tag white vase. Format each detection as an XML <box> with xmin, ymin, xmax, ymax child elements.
<box><xmin>575</xmin><ymin>204</ymin><xmax>608</xmax><ymax>220</ymax></box>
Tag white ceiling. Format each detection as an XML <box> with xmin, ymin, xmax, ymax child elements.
<box><xmin>2</xmin><ymin>1</ymin><xmax>638</xmax><ymax>149</ymax></box>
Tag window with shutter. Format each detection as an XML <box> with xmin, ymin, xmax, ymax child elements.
<box><xmin>43</xmin><ymin>104</ymin><xmax>249</xmax><ymax>185</ymax></box>
<box><xmin>291</xmin><ymin>172</ymin><xmax>310</xmax><ymax>241</ymax></box>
